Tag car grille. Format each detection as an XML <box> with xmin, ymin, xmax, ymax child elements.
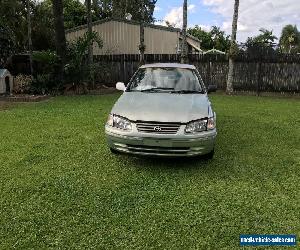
<box><xmin>136</xmin><ymin>122</ymin><xmax>181</xmax><ymax>134</ymax></box>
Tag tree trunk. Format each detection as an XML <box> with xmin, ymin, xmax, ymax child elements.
<box><xmin>139</xmin><ymin>0</ymin><xmax>145</xmax><ymax>64</ymax></box>
<box><xmin>86</xmin><ymin>0</ymin><xmax>94</xmax><ymax>88</ymax></box>
<box><xmin>139</xmin><ymin>24</ymin><xmax>145</xmax><ymax>63</ymax></box>
<box><xmin>226</xmin><ymin>0</ymin><xmax>239</xmax><ymax>94</ymax></box>
<box><xmin>181</xmin><ymin>0</ymin><xmax>188</xmax><ymax>64</ymax></box>
<box><xmin>125</xmin><ymin>0</ymin><xmax>128</xmax><ymax>16</ymax></box>
<box><xmin>52</xmin><ymin>0</ymin><xmax>67</xmax><ymax>84</ymax></box>
<box><xmin>26</xmin><ymin>0</ymin><xmax>33</xmax><ymax>75</ymax></box>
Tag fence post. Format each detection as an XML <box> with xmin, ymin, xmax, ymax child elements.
<box><xmin>256</xmin><ymin>60</ymin><xmax>261</xmax><ymax>96</ymax></box>
<box><xmin>206</xmin><ymin>55</ymin><xmax>211</xmax><ymax>86</ymax></box>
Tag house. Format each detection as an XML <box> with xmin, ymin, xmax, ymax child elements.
<box><xmin>66</xmin><ymin>18</ymin><xmax>202</xmax><ymax>55</ymax></box>
<box><xmin>0</xmin><ymin>69</ymin><xmax>13</xmax><ymax>95</ymax></box>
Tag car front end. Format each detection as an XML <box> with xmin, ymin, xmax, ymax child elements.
<box><xmin>105</xmin><ymin>63</ymin><xmax>217</xmax><ymax>158</ymax></box>
<box><xmin>105</xmin><ymin>114</ymin><xmax>216</xmax><ymax>157</ymax></box>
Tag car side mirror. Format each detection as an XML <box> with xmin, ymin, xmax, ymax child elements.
<box><xmin>207</xmin><ymin>85</ymin><xmax>217</xmax><ymax>93</ymax></box>
<box><xmin>116</xmin><ymin>82</ymin><xmax>126</xmax><ymax>91</ymax></box>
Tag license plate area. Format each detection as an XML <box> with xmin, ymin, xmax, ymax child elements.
<box><xmin>143</xmin><ymin>138</ymin><xmax>173</xmax><ymax>147</ymax></box>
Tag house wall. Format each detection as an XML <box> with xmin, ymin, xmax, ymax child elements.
<box><xmin>66</xmin><ymin>20</ymin><xmax>180</xmax><ymax>55</ymax></box>
<box><xmin>144</xmin><ymin>27</ymin><xmax>180</xmax><ymax>54</ymax></box>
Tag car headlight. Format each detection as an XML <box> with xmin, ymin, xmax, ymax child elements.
<box><xmin>106</xmin><ymin>114</ymin><xmax>132</xmax><ymax>131</ymax></box>
<box><xmin>185</xmin><ymin>117</ymin><xmax>216</xmax><ymax>133</ymax></box>
<box><xmin>207</xmin><ymin>117</ymin><xmax>216</xmax><ymax>130</ymax></box>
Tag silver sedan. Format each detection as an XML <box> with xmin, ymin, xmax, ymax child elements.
<box><xmin>105</xmin><ymin>63</ymin><xmax>217</xmax><ymax>158</ymax></box>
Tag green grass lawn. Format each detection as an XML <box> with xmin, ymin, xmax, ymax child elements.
<box><xmin>0</xmin><ymin>94</ymin><xmax>299</xmax><ymax>249</ymax></box>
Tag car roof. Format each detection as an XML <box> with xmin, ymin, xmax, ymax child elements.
<box><xmin>140</xmin><ymin>63</ymin><xmax>196</xmax><ymax>70</ymax></box>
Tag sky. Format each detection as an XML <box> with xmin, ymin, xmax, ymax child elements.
<box><xmin>153</xmin><ymin>0</ymin><xmax>300</xmax><ymax>42</ymax></box>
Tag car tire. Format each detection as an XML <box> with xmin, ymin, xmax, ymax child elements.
<box><xmin>203</xmin><ymin>149</ymin><xmax>214</xmax><ymax>160</ymax></box>
<box><xmin>110</xmin><ymin>148</ymin><xmax>119</xmax><ymax>154</ymax></box>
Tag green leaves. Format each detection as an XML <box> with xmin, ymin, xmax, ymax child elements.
<box><xmin>279</xmin><ymin>25</ymin><xmax>300</xmax><ymax>53</ymax></box>
<box><xmin>65</xmin><ymin>31</ymin><xmax>103</xmax><ymax>85</ymax></box>
<box><xmin>188</xmin><ymin>25</ymin><xmax>231</xmax><ymax>53</ymax></box>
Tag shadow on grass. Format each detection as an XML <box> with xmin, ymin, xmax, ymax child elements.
<box><xmin>114</xmin><ymin>152</ymin><xmax>217</xmax><ymax>170</ymax></box>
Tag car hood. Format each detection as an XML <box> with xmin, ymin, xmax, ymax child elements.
<box><xmin>111</xmin><ymin>92</ymin><xmax>211</xmax><ymax>123</ymax></box>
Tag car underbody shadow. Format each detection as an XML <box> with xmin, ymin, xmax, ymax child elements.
<box><xmin>114</xmin><ymin>152</ymin><xmax>214</xmax><ymax>170</ymax></box>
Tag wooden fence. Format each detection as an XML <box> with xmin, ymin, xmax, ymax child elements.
<box><xmin>94</xmin><ymin>54</ymin><xmax>300</xmax><ymax>93</ymax></box>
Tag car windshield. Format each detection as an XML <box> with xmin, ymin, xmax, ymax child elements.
<box><xmin>128</xmin><ymin>67</ymin><xmax>203</xmax><ymax>93</ymax></box>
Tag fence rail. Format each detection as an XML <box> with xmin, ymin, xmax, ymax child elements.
<box><xmin>94</xmin><ymin>53</ymin><xmax>300</xmax><ymax>93</ymax></box>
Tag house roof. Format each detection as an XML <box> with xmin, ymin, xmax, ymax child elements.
<box><xmin>141</xmin><ymin>63</ymin><xmax>196</xmax><ymax>69</ymax></box>
<box><xmin>0</xmin><ymin>69</ymin><xmax>10</xmax><ymax>77</ymax></box>
<box><xmin>66</xmin><ymin>17</ymin><xmax>181</xmax><ymax>34</ymax></box>
<box><xmin>204</xmin><ymin>48</ymin><xmax>225</xmax><ymax>55</ymax></box>
<box><xmin>186</xmin><ymin>34</ymin><xmax>201</xmax><ymax>43</ymax></box>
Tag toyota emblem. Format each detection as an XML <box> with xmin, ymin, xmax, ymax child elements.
<box><xmin>153</xmin><ymin>126</ymin><xmax>161</xmax><ymax>132</ymax></box>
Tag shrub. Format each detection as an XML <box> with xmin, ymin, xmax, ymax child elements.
<box><xmin>65</xmin><ymin>31</ymin><xmax>103</xmax><ymax>88</ymax></box>
<box><xmin>32</xmin><ymin>51</ymin><xmax>60</xmax><ymax>94</ymax></box>
<box><xmin>30</xmin><ymin>74</ymin><xmax>53</xmax><ymax>95</ymax></box>
<box><xmin>33</xmin><ymin>51</ymin><xmax>58</xmax><ymax>72</ymax></box>
<box><xmin>13</xmin><ymin>74</ymin><xmax>33</xmax><ymax>94</ymax></box>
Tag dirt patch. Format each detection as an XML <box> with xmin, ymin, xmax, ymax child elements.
<box><xmin>0</xmin><ymin>101</ymin><xmax>16</xmax><ymax>111</ymax></box>
<box><xmin>210</xmin><ymin>90</ymin><xmax>300</xmax><ymax>99</ymax></box>
<box><xmin>64</xmin><ymin>85</ymin><xmax>119</xmax><ymax>95</ymax></box>
<box><xmin>0</xmin><ymin>95</ymin><xmax>51</xmax><ymax>102</ymax></box>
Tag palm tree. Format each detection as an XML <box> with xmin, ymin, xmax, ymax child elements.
<box><xmin>226</xmin><ymin>0</ymin><xmax>239</xmax><ymax>94</ymax></box>
<box><xmin>51</xmin><ymin>0</ymin><xmax>67</xmax><ymax>83</ymax></box>
<box><xmin>181</xmin><ymin>0</ymin><xmax>188</xmax><ymax>64</ymax></box>
<box><xmin>279</xmin><ymin>25</ymin><xmax>300</xmax><ymax>53</ymax></box>
<box><xmin>26</xmin><ymin>0</ymin><xmax>33</xmax><ymax>75</ymax></box>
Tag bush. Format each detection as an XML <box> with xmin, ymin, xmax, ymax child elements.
<box><xmin>32</xmin><ymin>51</ymin><xmax>60</xmax><ymax>94</ymax></box>
<box><xmin>33</xmin><ymin>51</ymin><xmax>59</xmax><ymax>77</ymax></box>
<box><xmin>30</xmin><ymin>74</ymin><xmax>53</xmax><ymax>95</ymax></box>
<box><xmin>13</xmin><ymin>74</ymin><xmax>33</xmax><ymax>94</ymax></box>
<box><xmin>65</xmin><ymin>31</ymin><xmax>103</xmax><ymax>88</ymax></box>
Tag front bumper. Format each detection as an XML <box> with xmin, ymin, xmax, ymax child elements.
<box><xmin>105</xmin><ymin>125</ymin><xmax>217</xmax><ymax>157</ymax></box>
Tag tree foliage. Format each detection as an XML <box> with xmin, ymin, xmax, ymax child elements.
<box><xmin>0</xmin><ymin>0</ymin><xmax>88</xmax><ymax>53</ymax></box>
<box><xmin>242</xmin><ymin>28</ymin><xmax>278</xmax><ymax>54</ymax></box>
<box><xmin>0</xmin><ymin>0</ymin><xmax>158</xmax><ymax>54</ymax></box>
<box><xmin>89</xmin><ymin>0</ymin><xmax>157</xmax><ymax>23</ymax></box>
<box><xmin>253</xmin><ymin>28</ymin><xmax>277</xmax><ymax>45</ymax></box>
<box><xmin>111</xmin><ymin>0</ymin><xmax>157</xmax><ymax>23</ymax></box>
<box><xmin>0</xmin><ymin>0</ymin><xmax>29</xmax><ymax>51</ymax></box>
<box><xmin>65</xmin><ymin>31</ymin><xmax>103</xmax><ymax>86</ymax></box>
<box><xmin>279</xmin><ymin>25</ymin><xmax>300</xmax><ymax>53</ymax></box>
<box><xmin>188</xmin><ymin>25</ymin><xmax>230</xmax><ymax>52</ymax></box>
<box><xmin>0</xmin><ymin>23</ymin><xmax>16</xmax><ymax>66</ymax></box>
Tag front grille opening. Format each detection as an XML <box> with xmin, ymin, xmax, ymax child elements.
<box><xmin>126</xmin><ymin>145</ymin><xmax>189</xmax><ymax>150</ymax></box>
<box><xmin>124</xmin><ymin>144</ymin><xmax>190</xmax><ymax>155</ymax></box>
<box><xmin>136</xmin><ymin>121</ymin><xmax>181</xmax><ymax>134</ymax></box>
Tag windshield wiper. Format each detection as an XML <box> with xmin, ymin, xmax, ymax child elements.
<box><xmin>171</xmin><ymin>90</ymin><xmax>203</xmax><ymax>94</ymax></box>
<box><xmin>140</xmin><ymin>87</ymin><xmax>175</xmax><ymax>92</ymax></box>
